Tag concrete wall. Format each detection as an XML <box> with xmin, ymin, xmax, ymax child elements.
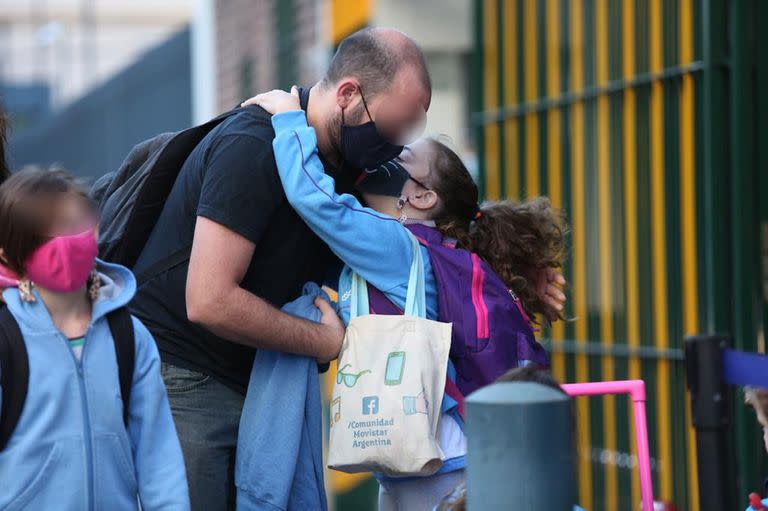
<box><xmin>7</xmin><ymin>28</ymin><xmax>192</xmax><ymax>180</ymax></box>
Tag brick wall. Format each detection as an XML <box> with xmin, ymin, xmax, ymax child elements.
<box><xmin>215</xmin><ymin>0</ymin><xmax>325</xmax><ymax>112</ymax></box>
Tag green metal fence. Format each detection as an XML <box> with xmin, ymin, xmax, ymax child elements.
<box><xmin>473</xmin><ymin>1</ymin><xmax>768</xmax><ymax>509</ymax></box>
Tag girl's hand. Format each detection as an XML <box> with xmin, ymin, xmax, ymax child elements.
<box><xmin>537</xmin><ymin>268</ymin><xmax>567</xmax><ymax>321</ymax></box>
<box><xmin>241</xmin><ymin>86</ymin><xmax>301</xmax><ymax>115</ymax></box>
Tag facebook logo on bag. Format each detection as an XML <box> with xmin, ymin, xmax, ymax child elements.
<box><xmin>362</xmin><ymin>396</ymin><xmax>379</xmax><ymax>415</ymax></box>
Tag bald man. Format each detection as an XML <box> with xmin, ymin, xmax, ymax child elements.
<box><xmin>129</xmin><ymin>28</ymin><xmax>432</xmax><ymax>510</ymax></box>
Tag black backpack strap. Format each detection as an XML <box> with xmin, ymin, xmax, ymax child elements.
<box><xmin>107</xmin><ymin>307</ymin><xmax>135</xmax><ymax>427</ymax></box>
<box><xmin>0</xmin><ymin>306</ymin><xmax>29</xmax><ymax>451</ymax></box>
<box><xmin>134</xmin><ymin>245</ymin><xmax>192</xmax><ymax>286</ymax></box>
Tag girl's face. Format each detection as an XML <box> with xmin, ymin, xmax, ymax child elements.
<box><xmin>395</xmin><ymin>138</ymin><xmax>434</xmax><ymax>185</ymax></box>
<box><xmin>49</xmin><ymin>193</ymin><xmax>97</xmax><ymax>237</ymax></box>
<box><xmin>361</xmin><ymin>138</ymin><xmax>438</xmax><ymax>216</ymax></box>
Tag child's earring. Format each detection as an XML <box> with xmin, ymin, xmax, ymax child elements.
<box><xmin>18</xmin><ymin>278</ymin><xmax>35</xmax><ymax>303</ymax></box>
<box><xmin>397</xmin><ymin>195</ymin><xmax>408</xmax><ymax>224</ymax></box>
<box><xmin>88</xmin><ymin>269</ymin><xmax>101</xmax><ymax>302</ymax></box>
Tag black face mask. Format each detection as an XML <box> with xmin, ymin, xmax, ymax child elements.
<box><xmin>340</xmin><ymin>88</ymin><xmax>404</xmax><ymax>171</ymax></box>
<box><xmin>298</xmin><ymin>86</ymin><xmax>357</xmax><ymax>193</ymax></box>
<box><xmin>355</xmin><ymin>158</ymin><xmax>430</xmax><ymax>197</ymax></box>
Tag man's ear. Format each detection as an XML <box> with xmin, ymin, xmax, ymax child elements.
<box><xmin>407</xmin><ymin>190</ymin><xmax>438</xmax><ymax>211</ymax></box>
<box><xmin>335</xmin><ymin>79</ymin><xmax>360</xmax><ymax>109</ymax></box>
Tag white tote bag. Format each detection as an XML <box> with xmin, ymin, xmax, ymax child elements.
<box><xmin>327</xmin><ymin>233</ymin><xmax>453</xmax><ymax>477</ymax></box>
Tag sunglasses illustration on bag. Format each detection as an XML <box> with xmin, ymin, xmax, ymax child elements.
<box><xmin>336</xmin><ymin>364</ymin><xmax>371</xmax><ymax>388</ymax></box>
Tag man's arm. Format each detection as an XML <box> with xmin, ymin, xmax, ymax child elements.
<box><xmin>186</xmin><ymin>216</ymin><xmax>343</xmax><ymax>362</ymax></box>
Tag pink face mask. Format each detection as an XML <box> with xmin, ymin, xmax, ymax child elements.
<box><xmin>25</xmin><ymin>228</ymin><xmax>98</xmax><ymax>293</ymax></box>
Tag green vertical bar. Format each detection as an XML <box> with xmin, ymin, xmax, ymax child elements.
<box><xmin>473</xmin><ymin>0</ymin><xmax>486</xmax><ymax>198</ymax></box>
<box><xmin>693</xmin><ymin>0</ymin><xmax>706</xmax><ymax>335</ymax></box>
<box><xmin>607</xmin><ymin>1</ymin><xmax>632</xmax><ymax>507</ymax></box>
<box><xmin>495</xmin><ymin>0</ymin><xmax>507</xmax><ymax>199</ymax></box>
<box><xmin>701</xmin><ymin>1</ymin><xmax>730</xmax><ymax>334</ymax></box>
<box><xmin>662</xmin><ymin>1</ymin><xmax>687</xmax><ymax>508</ymax></box>
<box><xmin>700</xmin><ymin>0</ymin><xmax>736</xmax><ymax>504</ymax></box>
<box><xmin>537</xmin><ymin>0</ymin><xmax>549</xmax><ymax>196</ymax></box>
<box><xmin>275</xmin><ymin>0</ymin><xmax>297</xmax><ymax>88</ymax></box>
<box><xmin>755</xmin><ymin>0</ymin><xmax>768</xmax><ymax>483</ymax></box>
<box><xmin>581</xmin><ymin>0</ymin><xmax>604</xmax><ymax>506</ymax></box>
<box><xmin>517</xmin><ymin>0</ymin><xmax>526</xmax><ymax>199</ymax></box>
<box><xmin>730</xmin><ymin>0</ymin><xmax>762</xmax><ymax>503</ymax></box>
<box><xmin>632</xmin><ymin>0</ymin><xmax>660</xmax><ymax>498</ymax></box>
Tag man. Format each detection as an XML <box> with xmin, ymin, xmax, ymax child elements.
<box><xmin>130</xmin><ymin>27</ymin><xmax>433</xmax><ymax>510</ymax></box>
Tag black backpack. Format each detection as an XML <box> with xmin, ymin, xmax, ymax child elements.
<box><xmin>90</xmin><ymin>107</ymin><xmax>245</xmax><ymax>281</ymax></box>
<box><xmin>0</xmin><ymin>305</ymin><xmax>135</xmax><ymax>450</ymax></box>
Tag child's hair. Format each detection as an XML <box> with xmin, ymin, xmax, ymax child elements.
<box><xmin>495</xmin><ymin>364</ymin><xmax>566</xmax><ymax>393</ymax></box>
<box><xmin>745</xmin><ymin>386</ymin><xmax>768</xmax><ymax>419</ymax></box>
<box><xmin>426</xmin><ymin>138</ymin><xmax>568</xmax><ymax>323</ymax></box>
<box><xmin>0</xmin><ymin>108</ymin><xmax>9</xmax><ymax>183</ymax></box>
<box><xmin>0</xmin><ymin>167</ymin><xmax>93</xmax><ymax>277</ymax></box>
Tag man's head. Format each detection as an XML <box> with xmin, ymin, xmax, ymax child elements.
<box><xmin>311</xmin><ymin>27</ymin><xmax>431</xmax><ymax>169</ymax></box>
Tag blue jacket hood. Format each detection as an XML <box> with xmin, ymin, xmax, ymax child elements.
<box><xmin>2</xmin><ymin>258</ymin><xmax>136</xmax><ymax>330</ymax></box>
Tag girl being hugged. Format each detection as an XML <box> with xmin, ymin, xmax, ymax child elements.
<box><xmin>0</xmin><ymin>168</ymin><xmax>189</xmax><ymax>510</ymax></box>
<box><xmin>246</xmin><ymin>87</ymin><xmax>566</xmax><ymax>511</ymax></box>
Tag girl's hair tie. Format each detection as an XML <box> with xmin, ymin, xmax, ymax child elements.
<box><xmin>474</xmin><ymin>210</ymin><xmax>482</xmax><ymax>220</ymax></box>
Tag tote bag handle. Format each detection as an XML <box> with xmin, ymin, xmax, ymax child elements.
<box><xmin>350</xmin><ymin>232</ymin><xmax>426</xmax><ymax>319</ymax></box>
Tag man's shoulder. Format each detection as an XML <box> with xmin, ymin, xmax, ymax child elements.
<box><xmin>212</xmin><ymin>106</ymin><xmax>275</xmax><ymax>144</ymax></box>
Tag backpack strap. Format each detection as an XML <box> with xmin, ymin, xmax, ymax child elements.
<box><xmin>0</xmin><ymin>306</ymin><xmax>29</xmax><ymax>451</ymax></box>
<box><xmin>107</xmin><ymin>307</ymin><xmax>135</xmax><ymax>427</ymax></box>
<box><xmin>134</xmin><ymin>245</ymin><xmax>192</xmax><ymax>286</ymax></box>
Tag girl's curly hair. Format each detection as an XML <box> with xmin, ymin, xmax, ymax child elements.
<box><xmin>427</xmin><ymin>138</ymin><xmax>568</xmax><ymax>323</ymax></box>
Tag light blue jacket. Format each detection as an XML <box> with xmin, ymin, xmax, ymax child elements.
<box><xmin>271</xmin><ymin>110</ymin><xmax>465</xmax><ymax>477</ymax></box>
<box><xmin>236</xmin><ymin>283</ymin><xmax>329</xmax><ymax>511</ymax></box>
<box><xmin>271</xmin><ymin>110</ymin><xmax>437</xmax><ymax>324</ymax></box>
<box><xmin>747</xmin><ymin>497</ymin><xmax>768</xmax><ymax>510</ymax></box>
<box><xmin>0</xmin><ymin>260</ymin><xmax>189</xmax><ymax>511</ymax></box>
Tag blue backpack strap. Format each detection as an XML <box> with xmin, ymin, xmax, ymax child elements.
<box><xmin>107</xmin><ymin>307</ymin><xmax>134</xmax><ymax>427</ymax></box>
<box><xmin>0</xmin><ymin>306</ymin><xmax>29</xmax><ymax>451</ymax></box>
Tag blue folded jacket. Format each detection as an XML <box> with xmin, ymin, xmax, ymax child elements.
<box><xmin>235</xmin><ymin>283</ymin><xmax>330</xmax><ymax>511</ymax></box>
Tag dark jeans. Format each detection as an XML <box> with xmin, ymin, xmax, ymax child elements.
<box><xmin>161</xmin><ymin>362</ymin><xmax>245</xmax><ymax>511</ymax></box>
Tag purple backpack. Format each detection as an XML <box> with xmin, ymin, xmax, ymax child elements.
<box><xmin>369</xmin><ymin>223</ymin><xmax>550</xmax><ymax>401</ymax></box>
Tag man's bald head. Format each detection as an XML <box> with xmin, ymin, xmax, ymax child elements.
<box><xmin>322</xmin><ymin>27</ymin><xmax>431</xmax><ymax>102</ymax></box>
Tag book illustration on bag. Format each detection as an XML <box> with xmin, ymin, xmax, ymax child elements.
<box><xmin>330</xmin><ymin>397</ymin><xmax>341</xmax><ymax>427</ymax></box>
<box><xmin>336</xmin><ymin>364</ymin><xmax>371</xmax><ymax>388</ymax></box>
<box><xmin>384</xmin><ymin>351</ymin><xmax>406</xmax><ymax>386</ymax></box>
<box><xmin>403</xmin><ymin>389</ymin><xmax>429</xmax><ymax>415</ymax></box>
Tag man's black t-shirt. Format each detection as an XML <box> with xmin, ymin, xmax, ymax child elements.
<box><xmin>130</xmin><ymin>106</ymin><xmax>335</xmax><ymax>394</ymax></box>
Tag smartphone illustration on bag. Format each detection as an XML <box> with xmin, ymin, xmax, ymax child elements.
<box><xmin>384</xmin><ymin>351</ymin><xmax>406</xmax><ymax>386</ymax></box>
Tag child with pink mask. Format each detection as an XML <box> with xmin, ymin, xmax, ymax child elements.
<box><xmin>0</xmin><ymin>168</ymin><xmax>190</xmax><ymax>510</ymax></box>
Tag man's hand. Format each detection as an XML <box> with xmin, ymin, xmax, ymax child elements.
<box><xmin>536</xmin><ymin>267</ymin><xmax>567</xmax><ymax>322</ymax></box>
<box><xmin>315</xmin><ymin>297</ymin><xmax>345</xmax><ymax>363</ymax></box>
<box><xmin>241</xmin><ymin>86</ymin><xmax>301</xmax><ymax>115</ymax></box>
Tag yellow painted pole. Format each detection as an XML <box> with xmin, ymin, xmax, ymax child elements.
<box><xmin>570</xmin><ymin>1</ymin><xmax>592</xmax><ymax>508</ymax></box>
<box><xmin>649</xmin><ymin>0</ymin><xmax>673</xmax><ymax>500</ymax></box>
<box><xmin>679</xmin><ymin>0</ymin><xmax>700</xmax><ymax>507</ymax></box>
<box><xmin>595</xmin><ymin>3</ymin><xmax>618</xmax><ymax>509</ymax></box>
